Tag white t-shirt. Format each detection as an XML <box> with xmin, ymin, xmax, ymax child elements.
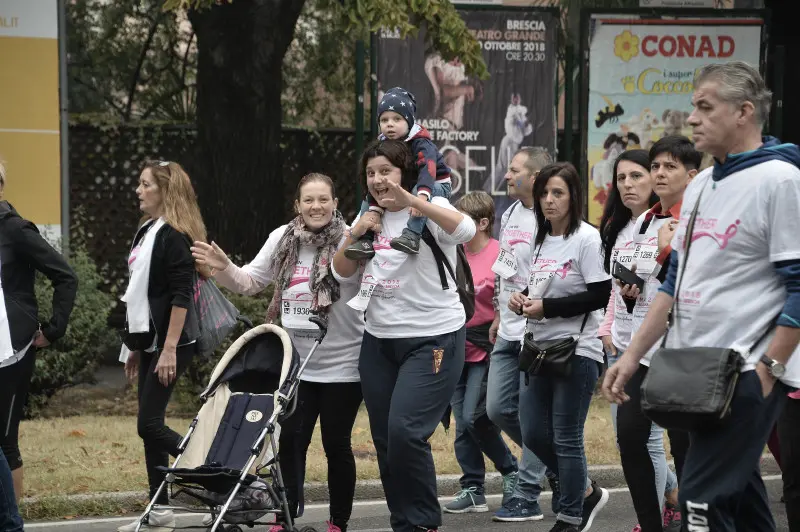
<box><xmin>237</xmin><ymin>225</ymin><xmax>364</xmax><ymax>383</ymax></box>
<box><xmin>630</xmin><ymin>211</ymin><xmax>671</xmax><ymax>365</ymax></box>
<box><xmin>608</xmin><ymin>220</ymin><xmax>637</xmax><ymax>351</ymax></box>
<box><xmin>525</xmin><ymin>222</ymin><xmax>610</xmax><ymax>363</ymax></box>
<box><xmin>496</xmin><ymin>201</ymin><xmax>538</xmax><ymax>342</ymax></box>
<box><xmin>333</xmin><ymin>197</ymin><xmax>476</xmax><ymax>339</ymax></box>
<box><xmin>668</xmin><ymin>162</ymin><xmax>800</xmax><ymax>388</ymax></box>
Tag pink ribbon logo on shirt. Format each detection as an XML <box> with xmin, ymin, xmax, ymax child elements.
<box><xmin>690</xmin><ymin>220</ymin><xmax>740</xmax><ymax>250</ymax></box>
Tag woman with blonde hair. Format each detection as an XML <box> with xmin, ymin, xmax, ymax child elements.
<box><xmin>118</xmin><ymin>160</ymin><xmax>207</xmax><ymax>532</ymax></box>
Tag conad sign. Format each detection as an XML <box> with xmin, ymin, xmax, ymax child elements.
<box><xmin>640</xmin><ymin>34</ymin><xmax>735</xmax><ymax>58</ymax></box>
<box><xmin>0</xmin><ymin>0</ymin><xmax>62</xmax><ymax>242</ymax></box>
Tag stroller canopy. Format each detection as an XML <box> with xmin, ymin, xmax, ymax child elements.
<box><xmin>203</xmin><ymin>324</ymin><xmax>299</xmax><ymax>398</ymax></box>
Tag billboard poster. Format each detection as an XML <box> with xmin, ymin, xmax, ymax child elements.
<box><xmin>377</xmin><ymin>9</ymin><xmax>558</xmax><ymax>232</ymax></box>
<box><xmin>0</xmin><ymin>0</ymin><xmax>62</xmax><ymax>241</ymax></box>
<box><xmin>585</xmin><ymin>15</ymin><xmax>763</xmax><ymax>224</ymax></box>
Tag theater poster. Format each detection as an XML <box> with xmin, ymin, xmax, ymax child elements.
<box><xmin>377</xmin><ymin>8</ymin><xmax>558</xmax><ymax>233</ymax></box>
<box><xmin>585</xmin><ymin>14</ymin><xmax>764</xmax><ymax>224</ymax></box>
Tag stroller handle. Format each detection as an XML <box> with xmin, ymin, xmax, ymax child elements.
<box><xmin>309</xmin><ymin>315</ymin><xmax>328</xmax><ymax>342</ymax></box>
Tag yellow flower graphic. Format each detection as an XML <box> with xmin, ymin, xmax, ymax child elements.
<box><xmin>614</xmin><ymin>30</ymin><xmax>639</xmax><ymax>63</ymax></box>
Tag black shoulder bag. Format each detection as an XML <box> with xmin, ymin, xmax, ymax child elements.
<box><xmin>518</xmin><ymin>242</ymin><xmax>588</xmax><ymax>381</ymax></box>
<box><xmin>640</xmin><ymin>184</ymin><xmax>777</xmax><ymax>431</ymax></box>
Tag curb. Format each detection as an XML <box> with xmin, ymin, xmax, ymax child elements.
<box><xmin>21</xmin><ymin>455</ymin><xmax>780</xmax><ymax>508</ymax></box>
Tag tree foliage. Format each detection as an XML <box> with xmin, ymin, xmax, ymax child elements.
<box><xmin>163</xmin><ymin>0</ymin><xmax>488</xmax><ymax>80</ymax></box>
<box><xmin>67</xmin><ymin>0</ymin><xmax>197</xmax><ymax>122</ymax></box>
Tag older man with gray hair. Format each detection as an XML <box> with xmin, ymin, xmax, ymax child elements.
<box><xmin>603</xmin><ymin>61</ymin><xmax>800</xmax><ymax>531</ymax></box>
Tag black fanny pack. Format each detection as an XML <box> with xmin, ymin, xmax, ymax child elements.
<box><xmin>520</xmin><ymin>313</ymin><xmax>589</xmax><ymax>382</ymax></box>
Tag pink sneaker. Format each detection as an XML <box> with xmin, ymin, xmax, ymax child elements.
<box><xmin>326</xmin><ymin>521</ymin><xmax>342</xmax><ymax>532</ymax></box>
<box><xmin>632</xmin><ymin>525</ymin><xmax>642</xmax><ymax>532</ymax></box>
<box><xmin>269</xmin><ymin>526</ymin><xmax>285</xmax><ymax>532</ymax></box>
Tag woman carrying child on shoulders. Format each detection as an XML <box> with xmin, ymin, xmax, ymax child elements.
<box><xmin>333</xmin><ymin>139</ymin><xmax>476</xmax><ymax>532</ymax></box>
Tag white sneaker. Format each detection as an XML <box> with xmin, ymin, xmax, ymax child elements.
<box><xmin>117</xmin><ymin>510</ymin><xmax>176</xmax><ymax>532</ymax></box>
<box><xmin>202</xmin><ymin>513</ymin><xmax>214</xmax><ymax>526</ymax></box>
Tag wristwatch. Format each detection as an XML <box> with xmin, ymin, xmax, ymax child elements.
<box><xmin>760</xmin><ymin>355</ymin><xmax>786</xmax><ymax>379</ymax></box>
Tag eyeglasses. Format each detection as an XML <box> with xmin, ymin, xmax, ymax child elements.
<box><xmin>157</xmin><ymin>160</ymin><xmax>171</xmax><ymax>167</ymax></box>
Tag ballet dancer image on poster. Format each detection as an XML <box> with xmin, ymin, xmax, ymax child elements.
<box><xmin>484</xmin><ymin>92</ymin><xmax>541</xmax><ymax>194</ymax></box>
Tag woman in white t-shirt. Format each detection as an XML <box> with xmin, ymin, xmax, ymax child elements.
<box><xmin>332</xmin><ymin>139</ymin><xmax>476</xmax><ymax>532</ymax></box>
<box><xmin>192</xmin><ymin>173</ymin><xmax>364</xmax><ymax>532</ymax></box>
<box><xmin>596</xmin><ymin>150</ymin><xmax>681</xmax><ymax>529</ymax></box>
<box><xmin>511</xmin><ymin>162</ymin><xmax>611</xmax><ymax>532</ymax></box>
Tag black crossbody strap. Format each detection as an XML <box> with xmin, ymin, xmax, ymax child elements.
<box><xmin>421</xmin><ymin>227</ymin><xmax>456</xmax><ymax>290</ymax></box>
<box><xmin>661</xmin><ymin>184</ymin><xmax>706</xmax><ymax>347</ymax></box>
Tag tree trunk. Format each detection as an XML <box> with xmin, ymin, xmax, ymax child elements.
<box><xmin>188</xmin><ymin>0</ymin><xmax>306</xmax><ymax>259</ymax></box>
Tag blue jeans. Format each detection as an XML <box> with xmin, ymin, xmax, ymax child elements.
<box><xmin>520</xmin><ymin>355</ymin><xmax>600</xmax><ymax>525</ymax></box>
<box><xmin>406</xmin><ymin>182</ymin><xmax>452</xmax><ymax>236</ymax></box>
<box><xmin>607</xmin><ymin>350</ymin><xmax>678</xmax><ymax>499</ymax></box>
<box><xmin>0</xmin><ymin>448</ymin><xmax>23</xmax><ymax>532</ymax></box>
<box><xmin>452</xmin><ymin>360</ymin><xmax>518</xmax><ymax>492</ymax></box>
<box><xmin>486</xmin><ymin>337</ymin><xmax>548</xmax><ymax>502</ymax></box>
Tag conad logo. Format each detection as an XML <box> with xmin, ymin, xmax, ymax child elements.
<box><xmin>641</xmin><ymin>35</ymin><xmax>735</xmax><ymax>58</ymax></box>
<box><xmin>614</xmin><ymin>30</ymin><xmax>640</xmax><ymax>63</ymax></box>
<box><xmin>614</xmin><ymin>29</ymin><xmax>735</xmax><ymax>61</ymax></box>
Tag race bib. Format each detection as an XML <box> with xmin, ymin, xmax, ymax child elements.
<box><xmin>614</xmin><ymin>248</ymin><xmax>636</xmax><ymax>270</ymax></box>
<box><xmin>491</xmin><ymin>243</ymin><xmax>518</xmax><ymax>279</ymax></box>
<box><xmin>528</xmin><ymin>270</ymin><xmax>555</xmax><ymax>299</ymax></box>
<box><xmin>347</xmin><ymin>275</ymin><xmax>377</xmax><ymax>312</ymax></box>
<box><xmin>281</xmin><ymin>291</ymin><xmax>314</xmax><ymax>329</ymax></box>
<box><xmin>632</xmin><ymin>243</ymin><xmax>659</xmax><ymax>278</ymax></box>
<box><xmin>347</xmin><ymin>239</ymin><xmax>408</xmax><ymax>312</ymax></box>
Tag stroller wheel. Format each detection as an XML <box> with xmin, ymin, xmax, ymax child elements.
<box><xmin>225</xmin><ymin>527</ymin><xmax>242</xmax><ymax>532</ymax></box>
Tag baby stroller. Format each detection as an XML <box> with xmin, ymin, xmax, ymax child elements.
<box><xmin>130</xmin><ymin>318</ymin><xmax>328</xmax><ymax>532</ymax></box>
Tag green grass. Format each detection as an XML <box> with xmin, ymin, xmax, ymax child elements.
<box><xmin>20</xmin><ymin>387</ymin><xmax>621</xmax><ymax>501</ymax></box>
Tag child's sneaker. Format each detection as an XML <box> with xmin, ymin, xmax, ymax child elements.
<box><xmin>326</xmin><ymin>521</ymin><xmax>342</xmax><ymax>532</ymax></box>
<box><xmin>390</xmin><ymin>229</ymin><xmax>420</xmax><ymax>254</ymax></box>
<box><xmin>443</xmin><ymin>487</ymin><xmax>488</xmax><ymax>513</ymax></box>
<box><xmin>344</xmin><ymin>235</ymin><xmax>375</xmax><ymax>260</ymax></box>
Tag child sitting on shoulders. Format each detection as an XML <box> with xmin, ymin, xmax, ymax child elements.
<box><xmin>345</xmin><ymin>86</ymin><xmax>452</xmax><ymax>258</ymax></box>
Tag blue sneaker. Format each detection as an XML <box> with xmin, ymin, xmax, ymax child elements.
<box><xmin>491</xmin><ymin>497</ymin><xmax>544</xmax><ymax>522</ymax></box>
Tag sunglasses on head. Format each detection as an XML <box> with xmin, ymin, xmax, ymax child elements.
<box><xmin>157</xmin><ymin>160</ymin><xmax>171</xmax><ymax>167</ymax></box>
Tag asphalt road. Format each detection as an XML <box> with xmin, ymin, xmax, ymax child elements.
<box><xmin>26</xmin><ymin>475</ymin><xmax>790</xmax><ymax>532</ymax></box>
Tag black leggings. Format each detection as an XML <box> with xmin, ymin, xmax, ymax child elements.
<box><xmin>0</xmin><ymin>348</ymin><xmax>37</xmax><ymax>471</ymax></box>
<box><xmin>618</xmin><ymin>364</ymin><xmax>689</xmax><ymax>532</ymax></box>
<box><xmin>279</xmin><ymin>380</ymin><xmax>363</xmax><ymax>532</ymax></box>
<box><xmin>137</xmin><ymin>345</ymin><xmax>195</xmax><ymax>504</ymax></box>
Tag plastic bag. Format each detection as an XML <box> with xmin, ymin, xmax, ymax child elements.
<box><xmin>188</xmin><ymin>275</ymin><xmax>240</xmax><ymax>356</ymax></box>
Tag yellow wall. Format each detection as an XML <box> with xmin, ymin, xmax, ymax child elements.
<box><xmin>0</xmin><ymin>0</ymin><xmax>61</xmax><ymax>230</ymax></box>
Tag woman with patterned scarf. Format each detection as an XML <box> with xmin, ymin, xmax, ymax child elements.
<box><xmin>192</xmin><ymin>173</ymin><xmax>365</xmax><ymax>532</ymax></box>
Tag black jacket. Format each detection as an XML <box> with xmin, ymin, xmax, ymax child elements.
<box><xmin>0</xmin><ymin>201</ymin><xmax>78</xmax><ymax>350</ymax></box>
<box><xmin>127</xmin><ymin>221</ymin><xmax>196</xmax><ymax>349</ymax></box>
